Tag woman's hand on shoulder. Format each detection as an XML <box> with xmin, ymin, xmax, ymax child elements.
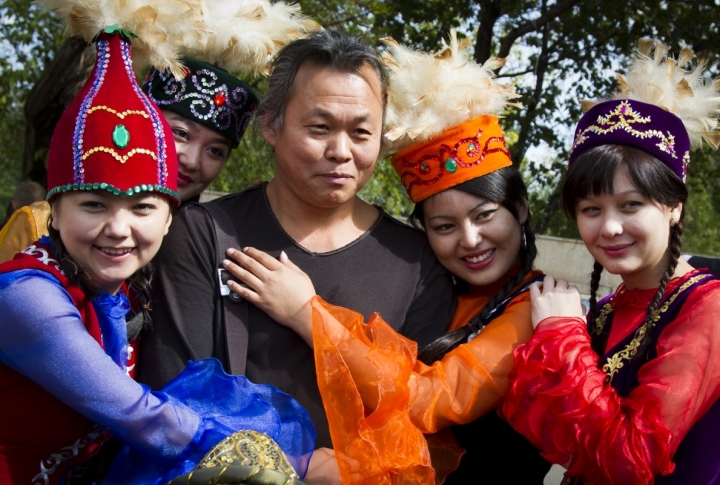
<box><xmin>529</xmin><ymin>275</ymin><xmax>585</xmax><ymax>329</ymax></box>
<box><xmin>223</xmin><ymin>247</ymin><xmax>315</xmax><ymax>345</ymax></box>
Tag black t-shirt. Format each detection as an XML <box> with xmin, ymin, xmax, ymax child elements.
<box><xmin>138</xmin><ymin>185</ymin><xmax>455</xmax><ymax>447</ymax></box>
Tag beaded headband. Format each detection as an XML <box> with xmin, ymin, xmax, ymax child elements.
<box><xmin>569</xmin><ymin>40</ymin><xmax>720</xmax><ymax>182</ymax></box>
<box><xmin>382</xmin><ymin>31</ymin><xmax>521</xmax><ymax>203</ymax></box>
<box><xmin>143</xmin><ymin>58</ymin><xmax>260</xmax><ymax>148</ymax></box>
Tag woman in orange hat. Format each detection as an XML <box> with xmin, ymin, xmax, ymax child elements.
<box><xmin>220</xmin><ymin>32</ymin><xmax>551</xmax><ymax>484</ymax></box>
<box><xmin>0</xmin><ymin>16</ymin><xmax>315</xmax><ymax>485</ymax></box>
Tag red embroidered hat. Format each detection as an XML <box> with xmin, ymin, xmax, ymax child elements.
<box><xmin>47</xmin><ymin>29</ymin><xmax>180</xmax><ymax>207</ymax></box>
<box><xmin>381</xmin><ymin>32</ymin><xmax>522</xmax><ymax>204</ymax></box>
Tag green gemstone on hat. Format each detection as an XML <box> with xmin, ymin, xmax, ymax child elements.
<box><xmin>445</xmin><ymin>158</ymin><xmax>457</xmax><ymax>173</ymax></box>
<box><xmin>113</xmin><ymin>188</ymin><xmax>121</xmax><ymax>195</ymax></box>
<box><xmin>112</xmin><ymin>124</ymin><xmax>130</xmax><ymax>149</ymax></box>
<box><xmin>420</xmin><ymin>162</ymin><xmax>428</xmax><ymax>171</ymax></box>
<box><xmin>100</xmin><ymin>183</ymin><xmax>108</xmax><ymax>189</ymax></box>
<box><xmin>468</xmin><ymin>143</ymin><xmax>476</xmax><ymax>151</ymax></box>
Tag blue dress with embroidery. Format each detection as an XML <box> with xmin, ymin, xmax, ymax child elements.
<box><xmin>0</xmin><ymin>263</ymin><xmax>315</xmax><ymax>484</ymax></box>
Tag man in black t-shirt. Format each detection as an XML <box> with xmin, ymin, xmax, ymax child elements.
<box><xmin>138</xmin><ymin>31</ymin><xmax>455</xmax><ymax>481</ymax></box>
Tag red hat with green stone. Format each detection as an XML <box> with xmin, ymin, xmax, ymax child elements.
<box><xmin>46</xmin><ymin>27</ymin><xmax>180</xmax><ymax>208</ymax></box>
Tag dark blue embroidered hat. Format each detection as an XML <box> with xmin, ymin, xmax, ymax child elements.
<box><xmin>569</xmin><ymin>39</ymin><xmax>720</xmax><ymax>182</ymax></box>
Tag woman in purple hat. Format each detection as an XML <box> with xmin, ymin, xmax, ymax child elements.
<box><xmin>501</xmin><ymin>41</ymin><xmax>720</xmax><ymax>485</ymax></box>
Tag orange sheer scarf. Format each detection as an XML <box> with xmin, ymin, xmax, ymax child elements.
<box><xmin>313</xmin><ymin>270</ymin><xmax>541</xmax><ymax>484</ymax></box>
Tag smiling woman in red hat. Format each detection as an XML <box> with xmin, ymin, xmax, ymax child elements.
<box><xmin>0</xmin><ymin>2</ymin><xmax>315</xmax><ymax>484</ymax></box>
<box><xmin>502</xmin><ymin>40</ymin><xmax>720</xmax><ymax>485</ymax></box>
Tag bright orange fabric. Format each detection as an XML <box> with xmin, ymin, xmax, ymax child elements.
<box><xmin>0</xmin><ymin>201</ymin><xmax>50</xmax><ymax>263</ymax></box>
<box><xmin>312</xmin><ymin>270</ymin><xmax>540</xmax><ymax>485</ymax></box>
<box><xmin>391</xmin><ymin>115</ymin><xmax>512</xmax><ymax>203</ymax></box>
<box><xmin>502</xmin><ymin>271</ymin><xmax>720</xmax><ymax>484</ymax></box>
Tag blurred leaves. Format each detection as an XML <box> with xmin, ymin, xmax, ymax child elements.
<box><xmin>4</xmin><ymin>0</ymin><xmax>720</xmax><ymax>254</ymax></box>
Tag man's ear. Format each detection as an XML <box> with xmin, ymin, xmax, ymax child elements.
<box><xmin>261</xmin><ymin>118</ymin><xmax>278</xmax><ymax>148</ymax></box>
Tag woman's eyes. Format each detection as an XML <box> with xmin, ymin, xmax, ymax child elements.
<box><xmin>80</xmin><ymin>201</ymin><xmax>105</xmax><ymax>210</ymax></box>
<box><xmin>580</xmin><ymin>206</ymin><xmax>600</xmax><ymax>214</ymax></box>
<box><xmin>431</xmin><ymin>223</ymin><xmax>455</xmax><ymax>232</ymax></box>
<box><xmin>622</xmin><ymin>200</ymin><xmax>643</xmax><ymax>210</ymax></box>
<box><xmin>208</xmin><ymin>146</ymin><xmax>227</xmax><ymax>158</ymax></box>
<box><xmin>172</xmin><ymin>128</ymin><xmax>189</xmax><ymax>139</ymax></box>
<box><xmin>476</xmin><ymin>209</ymin><xmax>496</xmax><ymax>220</ymax></box>
<box><xmin>133</xmin><ymin>203</ymin><xmax>157</xmax><ymax>213</ymax></box>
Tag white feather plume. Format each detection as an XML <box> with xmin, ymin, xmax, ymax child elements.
<box><xmin>37</xmin><ymin>0</ymin><xmax>204</xmax><ymax>78</ymax></box>
<box><xmin>382</xmin><ymin>30</ymin><xmax>522</xmax><ymax>153</ymax></box>
<box><xmin>185</xmin><ymin>0</ymin><xmax>320</xmax><ymax>76</ymax></box>
<box><xmin>583</xmin><ymin>39</ymin><xmax>720</xmax><ymax>149</ymax></box>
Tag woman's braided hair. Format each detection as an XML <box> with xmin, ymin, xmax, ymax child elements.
<box><xmin>562</xmin><ymin>145</ymin><xmax>687</xmax><ymax>362</ymax></box>
<box><xmin>410</xmin><ymin>167</ymin><xmax>538</xmax><ymax>365</ymax></box>
<box><xmin>48</xmin><ymin>204</ymin><xmax>155</xmax><ymax>340</ymax></box>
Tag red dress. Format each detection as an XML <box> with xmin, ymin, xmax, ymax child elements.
<box><xmin>502</xmin><ymin>270</ymin><xmax>720</xmax><ymax>485</ymax></box>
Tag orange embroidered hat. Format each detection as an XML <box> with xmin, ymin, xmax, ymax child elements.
<box><xmin>382</xmin><ymin>31</ymin><xmax>521</xmax><ymax>204</ymax></box>
<box><xmin>391</xmin><ymin>115</ymin><xmax>511</xmax><ymax>204</ymax></box>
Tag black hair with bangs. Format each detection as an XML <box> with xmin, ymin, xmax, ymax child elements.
<box><xmin>410</xmin><ymin>166</ymin><xmax>538</xmax><ymax>364</ymax></box>
<box><xmin>561</xmin><ymin>144</ymin><xmax>687</xmax><ymax>360</ymax></box>
<box><xmin>562</xmin><ymin>145</ymin><xmax>687</xmax><ymax>220</ymax></box>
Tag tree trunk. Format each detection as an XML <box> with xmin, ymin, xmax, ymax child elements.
<box><xmin>474</xmin><ymin>0</ymin><xmax>502</xmax><ymax>64</ymax></box>
<box><xmin>510</xmin><ymin>14</ymin><xmax>551</xmax><ymax>166</ymax></box>
<box><xmin>22</xmin><ymin>36</ymin><xmax>95</xmax><ymax>184</ymax></box>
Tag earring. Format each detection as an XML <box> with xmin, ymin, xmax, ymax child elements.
<box><xmin>670</xmin><ymin>218</ymin><xmax>676</xmax><ymax>227</ymax></box>
<box><xmin>521</xmin><ymin>224</ymin><xmax>527</xmax><ymax>251</ymax></box>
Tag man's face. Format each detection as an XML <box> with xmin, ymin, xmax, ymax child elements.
<box><xmin>263</xmin><ymin>62</ymin><xmax>384</xmax><ymax>209</ymax></box>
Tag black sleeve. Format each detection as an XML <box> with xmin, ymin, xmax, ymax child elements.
<box><xmin>688</xmin><ymin>255</ymin><xmax>720</xmax><ymax>277</ymax></box>
<box><xmin>136</xmin><ymin>204</ymin><xmax>226</xmax><ymax>390</ymax></box>
<box><xmin>400</xmin><ymin>240</ymin><xmax>456</xmax><ymax>348</ymax></box>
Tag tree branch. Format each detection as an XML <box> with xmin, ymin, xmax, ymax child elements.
<box><xmin>474</xmin><ymin>0</ymin><xmax>502</xmax><ymax>64</ymax></box>
<box><xmin>497</xmin><ymin>0</ymin><xmax>587</xmax><ymax>59</ymax></box>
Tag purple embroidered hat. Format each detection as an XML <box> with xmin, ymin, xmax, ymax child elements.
<box><xmin>568</xmin><ymin>39</ymin><xmax>720</xmax><ymax>182</ymax></box>
<box><xmin>569</xmin><ymin>99</ymin><xmax>691</xmax><ymax>181</ymax></box>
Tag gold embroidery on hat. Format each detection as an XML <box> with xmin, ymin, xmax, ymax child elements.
<box><xmin>82</xmin><ymin>147</ymin><xmax>157</xmax><ymax>164</ymax></box>
<box><xmin>573</xmin><ymin>101</ymin><xmax>678</xmax><ymax>159</ymax></box>
<box><xmin>86</xmin><ymin>106</ymin><xmax>150</xmax><ymax>119</ymax></box>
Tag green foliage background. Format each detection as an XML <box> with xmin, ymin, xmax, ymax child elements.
<box><xmin>3</xmin><ymin>0</ymin><xmax>720</xmax><ymax>254</ymax></box>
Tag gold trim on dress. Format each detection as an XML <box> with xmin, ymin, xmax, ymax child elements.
<box><xmin>599</xmin><ymin>275</ymin><xmax>707</xmax><ymax>382</ymax></box>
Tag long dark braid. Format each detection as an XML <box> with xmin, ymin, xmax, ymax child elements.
<box><xmin>635</xmin><ymin>221</ymin><xmax>683</xmax><ymax>358</ymax></box>
<box><xmin>47</xmin><ymin>215</ymin><xmax>154</xmax><ymax>339</ymax></box>
<box><xmin>588</xmin><ymin>260</ymin><xmax>604</xmax><ymax>355</ymax></box>
<box><xmin>418</xmin><ymin>222</ymin><xmax>538</xmax><ymax>365</ymax></box>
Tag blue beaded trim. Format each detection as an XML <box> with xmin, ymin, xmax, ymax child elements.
<box><xmin>73</xmin><ymin>40</ymin><xmax>110</xmax><ymax>185</ymax></box>
<box><xmin>46</xmin><ymin>182</ymin><xmax>180</xmax><ymax>202</ymax></box>
<box><xmin>119</xmin><ymin>40</ymin><xmax>169</xmax><ymax>186</ymax></box>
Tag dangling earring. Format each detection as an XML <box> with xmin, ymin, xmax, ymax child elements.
<box><xmin>521</xmin><ymin>224</ymin><xmax>527</xmax><ymax>251</ymax></box>
<box><xmin>670</xmin><ymin>218</ymin><xmax>676</xmax><ymax>227</ymax></box>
